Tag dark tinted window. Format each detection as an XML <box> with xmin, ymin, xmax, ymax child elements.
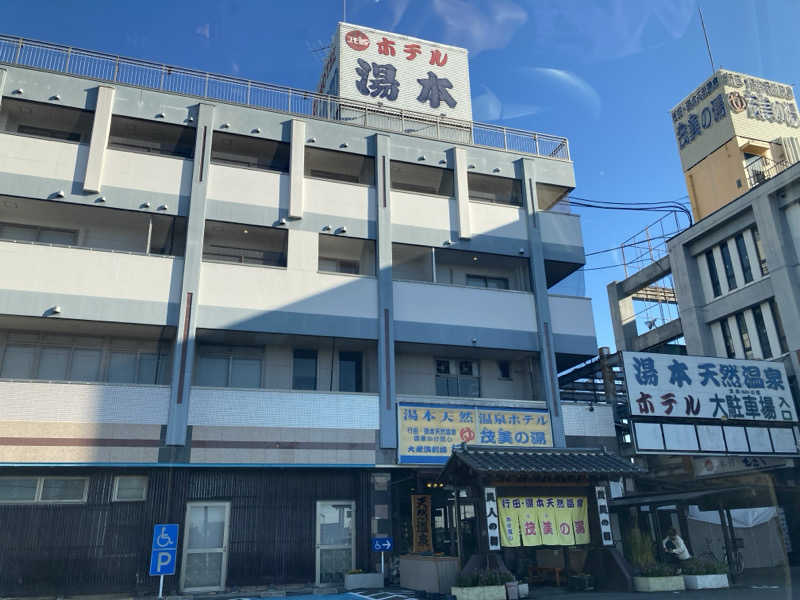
<box><xmin>391</xmin><ymin>161</ymin><xmax>454</xmax><ymax>196</ymax></box>
<box><xmin>719</xmin><ymin>242</ymin><xmax>737</xmax><ymax>290</ymax></box>
<box><xmin>734</xmin><ymin>232</ymin><xmax>753</xmax><ymax>284</ymax></box>
<box><xmin>0</xmin><ymin>98</ymin><xmax>93</xmax><ymax>143</ymax></box>
<box><xmin>752</xmin><ymin>305</ymin><xmax>772</xmax><ymax>359</ymax></box>
<box><xmin>203</xmin><ymin>220</ymin><xmax>287</xmax><ymax>267</ymax></box>
<box><xmin>292</xmin><ymin>349</ymin><xmax>317</xmax><ymax>390</ymax></box>
<box><xmin>735</xmin><ymin>312</ymin><xmax>753</xmax><ymax>359</ymax></box>
<box><xmin>720</xmin><ymin>318</ymin><xmax>736</xmax><ymax>358</ymax></box>
<box><xmin>468</xmin><ymin>172</ymin><xmax>523</xmax><ymax>206</ymax></box>
<box><xmin>339</xmin><ymin>351</ymin><xmax>363</xmax><ymax>392</ymax></box>
<box><xmin>108</xmin><ymin>115</ymin><xmax>195</xmax><ymax>158</ymax></box>
<box><xmin>305</xmin><ymin>146</ymin><xmax>374</xmax><ymax>184</ymax></box>
<box><xmin>211</xmin><ymin>132</ymin><xmax>289</xmax><ymax>172</ymax></box>
<box><xmin>705</xmin><ymin>250</ymin><xmax>721</xmax><ymax>297</ymax></box>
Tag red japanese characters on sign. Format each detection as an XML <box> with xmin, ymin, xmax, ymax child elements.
<box><xmin>345</xmin><ymin>30</ymin><xmax>370</xmax><ymax>51</ymax></box>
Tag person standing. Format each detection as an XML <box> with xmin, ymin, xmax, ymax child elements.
<box><xmin>662</xmin><ymin>528</ymin><xmax>691</xmax><ymax>570</ymax></box>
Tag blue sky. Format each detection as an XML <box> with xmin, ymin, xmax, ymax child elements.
<box><xmin>5</xmin><ymin>0</ymin><xmax>800</xmax><ymax>350</ymax></box>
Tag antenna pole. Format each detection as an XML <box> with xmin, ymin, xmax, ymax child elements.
<box><xmin>343</xmin><ymin>0</ymin><xmax>346</xmax><ymax>21</ymax></box>
<box><xmin>698</xmin><ymin>4</ymin><xmax>715</xmax><ymax>74</ymax></box>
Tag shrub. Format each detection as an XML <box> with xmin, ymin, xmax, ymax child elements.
<box><xmin>638</xmin><ymin>562</ymin><xmax>678</xmax><ymax>577</ymax></box>
<box><xmin>625</xmin><ymin>527</ymin><xmax>655</xmax><ymax>569</ymax></box>
<box><xmin>682</xmin><ymin>558</ymin><xmax>728</xmax><ymax>575</ymax></box>
<box><xmin>456</xmin><ymin>569</ymin><xmax>515</xmax><ymax>587</ymax></box>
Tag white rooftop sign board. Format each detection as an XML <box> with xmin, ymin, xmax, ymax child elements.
<box><xmin>318</xmin><ymin>22</ymin><xmax>473</xmax><ymax>122</ymax></box>
<box><xmin>621</xmin><ymin>352</ymin><xmax>799</xmax><ymax>456</ymax></box>
<box><xmin>671</xmin><ymin>69</ymin><xmax>800</xmax><ymax>170</ymax></box>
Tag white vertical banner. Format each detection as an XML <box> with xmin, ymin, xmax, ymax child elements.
<box><xmin>484</xmin><ymin>487</ymin><xmax>501</xmax><ymax>551</ymax></box>
<box><xmin>595</xmin><ymin>485</ymin><xmax>613</xmax><ymax>546</ymax></box>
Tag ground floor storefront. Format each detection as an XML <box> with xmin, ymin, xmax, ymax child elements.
<box><xmin>0</xmin><ymin>467</ymin><xmax>386</xmax><ymax>596</ymax></box>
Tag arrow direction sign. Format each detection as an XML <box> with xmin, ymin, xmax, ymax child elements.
<box><xmin>371</xmin><ymin>536</ymin><xmax>393</xmax><ymax>552</ymax></box>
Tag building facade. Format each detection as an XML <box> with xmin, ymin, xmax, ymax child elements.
<box><xmin>0</xmin><ymin>31</ymin><xmax>603</xmax><ymax>595</ymax></box>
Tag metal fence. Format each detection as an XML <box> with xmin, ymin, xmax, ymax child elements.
<box><xmin>0</xmin><ymin>35</ymin><xmax>570</xmax><ymax>161</ymax></box>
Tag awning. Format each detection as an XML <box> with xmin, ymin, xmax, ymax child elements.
<box><xmin>440</xmin><ymin>445</ymin><xmax>644</xmax><ymax>483</ymax></box>
<box><xmin>608</xmin><ymin>486</ymin><xmax>777</xmax><ymax>511</ymax></box>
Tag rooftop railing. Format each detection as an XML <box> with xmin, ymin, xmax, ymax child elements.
<box><xmin>0</xmin><ymin>35</ymin><xmax>570</xmax><ymax>161</ymax></box>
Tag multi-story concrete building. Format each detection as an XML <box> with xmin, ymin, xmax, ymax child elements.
<box><xmin>0</xmin><ymin>30</ymin><xmax>605</xmax><ymax>595</ymax></box>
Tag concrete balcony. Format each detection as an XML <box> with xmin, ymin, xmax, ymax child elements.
<box><xmin>393</xmin><ymin>280</ymin><xmax>537</xmax><ymax>349</ymax></box>
<box><xmin>539</xmin><ymin>210</ymin><xmax>585</xmax><ymax>286</ymax></box>
<box><xmin>188</xmin><ymin>387</ymin><xmax>379</xmax><ymax>465</ymax></box>
<box><xmin>548</xmin><ymin>294</ymin><xmax>597</xmax><ymax>361</ymax></box>
<box><xmin>0</xmin><ymin>241</ymin><xmax>183</xmax><ymax>325</ymax></box>
<box><xmin>102</xmin><ymin>148</ymin><xmax>192</xmax><ymax>210</ymax></box>
<box><xmin>0</xmin><ymin>132</ymin><xmax>86</xmax><ymax>199</ymax></box>
<box><xmin>197</xmin><ymin>262</ymin><xmax>379</xmax><ymax>338</ymax></box>
<box><xmin>0</xmin><ymin>380</ymin><xmax>169</xmax><ymax>464</ymax></box>
<box><xmin>205</xmin><ymin>163</ymin><xmax>286</xmax><ymax>225</ymax></box>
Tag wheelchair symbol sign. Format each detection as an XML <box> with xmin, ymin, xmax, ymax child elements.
<box><xmin>152</xmin><ymin>524</ymin><xmax>179</xmax><ymax>550</ymax></box>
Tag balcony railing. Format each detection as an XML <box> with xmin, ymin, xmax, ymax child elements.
<box><xmin>0</xmin><ymin>34</ymin><xmax>570</xmax><ymax>161</ymax></box>
<box><xmin>745</xmin><ymin>156</ymin><xmax>792</xmax><ymax>189</ymax></box>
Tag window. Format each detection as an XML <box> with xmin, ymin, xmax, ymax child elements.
<box><xmin>734</xmin><ymin>232</ymin><xmax>753</xmax><ymax>284</ymax></box>
<box><xmin>108</xmin><ymin>115</ymin><xmax>195</xmax><ymax>158</ymax></box>
<box><xmin>705</xmin><ymin>250</ymin><xmax>721</xmax><ymax>297</ymax></box>
<box><xmin>108</xmin><ymin>352</ymin><xmax>170</xmax><ymax>384</ymax></box>
<box><xmin>318</xmin><ymin>234</ymin><xmax>376</xmax><ymax>275</ymax></box>
<box><xmin>0</xmin><ymin>222</ymin><xmax>78</xmax><ymax>245</ymax></box>
<box><xmin>339</xmin><ymin>351</ymin><xmax>363</xmax><ymax>392</ymax></box>
<box><xmin>194</xmin><ymin>349</ymin><xmax>262</xmax><ymax>388</ymax></box>
<box><xmin>0</xmin><ymin>477</ymin><xmax>88</xmax><ymax>504</ymax></box>
<box><xmin>391</xmin><ymin>160</ymin><xmax>454</xmax><ymax>196</ymax></box>
<box><xmin>719</xmin><ymin>242</ymin><xmax>737</xmax><ymax>291</ymax></box>
<box><xmin>468</xmin><ymin>172</ymin><xmax>523</xmax><ymax>206</ymax></box>
<box><xmin>752</xmin><ymin>228</ymin><xmax>768</xmax><ymax>276</ymax></box>
<box><xmin>465</xmin><ymin>275</ymin><xmax>510</xmax><ymax>289</ymax></box>
<box><xmin>752</xmin><ymin>305</ymin><xmax>773</xmax><ymax>359</ymax></box>
<box><xmin>735</xmin><ymin>313</ymin><xmax>754</xmax><ymax>359</ymax></box>
<box><xmin>498</xmin><ymin>360</ymin><xmax>511</xmax><ymax>379</ymax></box>
<box><xmin>769</xmin><ymin>300</ymin><xmax>790</xmax><ymax>355</ymax></box>
<box><xmin>211</xmin><ymin>132</ymin><xmax>290</xmax><ymax>172</ymax></box>
<box><xmin>719</xmin><ymin>319</ymin><xmax>736</xmax><ymax>358</ymax></box>
<box><xmin>112</xmin><ymin>475</ymin><xmax>148</xmax><ymax>501</ymax></box>
<box><xmin>293</xmin><ymin>349</ymin><xmax>318</xmax><ymax>390</ymax></box>
<box><xmin>203</xmin><ymin>221</ymin><xmax>288</xmax><ymax>267</ymax></box>
<box><xmin>305</xmin><ymin>146</ymin><xmax>374</xmax><ymax>184</ymax></box>
<box><xmin>435</xmin><ymin>359</ymin><xmax>480</xmax><ymax>397</ymax></box>
<box><xmin>0</xmin><ymin>333</ymin><xmax>172</xmax><ymax>384</ymax></box>
<box><xmin>0</xmin><ymin>98</ymin><xmax>93</xmax><ymax>143</ymax></box>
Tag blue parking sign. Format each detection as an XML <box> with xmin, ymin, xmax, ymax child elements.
<box><xmin>150</xmin><ymin>524</ymin><xmax>179</xmax><ymax>576</ymax></box>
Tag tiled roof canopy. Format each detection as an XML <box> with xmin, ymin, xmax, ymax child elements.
<box><xmin>441</xmin><ymin>445</ymin><xmax>644</xmax><ymax>482</ymax></box>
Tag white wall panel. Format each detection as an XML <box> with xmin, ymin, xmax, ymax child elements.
<box><xmin>207</xmin><ymin>163</ymin><xmax>285</xmax><ymax>208</ymax></box>
<box><xmin>0</xmin><ymin>132</ymin><xmax>85</xmax><ymax>181</ymax></box>
<box><xmin>468</xmin><ymin>202</ymin><xmax>526</xmax><ymax>240</ymax></box>
<box><xmin>103</xmin><ymin>149</ymin><xmax>192</xmax><ymax>197</ymax></box>
<box><xmin>188</xmin><ymin>388</ymin><xmax>379</xmax><ymax>429</ymax></box>
<box><xmin>549</xmin><ymin>295</ymin><xmax>596</xmax><ymax>338</ymax></box>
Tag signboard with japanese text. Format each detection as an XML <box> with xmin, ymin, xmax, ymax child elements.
<box><xmin>671</xmin><ymin>69</ymin><xmax>800</xmax><ymax>170</ymax></box>
<box><xmin>397</xmin><ymin>402</ymin><xmax>552</xmax><ymax>464</ymax></box>
<box><xmin>497</xmin><ymin>496</ymin><xmax>590</xmax><ymax>547</ymax></box>
<box><xmin>622</xmin><ymin>352</ymin><xmax>799</xmax><ymax>456</ymax></box>
<box><xmin>319</xmin><ymin>22</ymin><xmax>473</xmax><ymax>122</ymax></box>
<box><xmin>484</xmin><ymin>487</ymin><xmax>501</xmax><ymax>551</ymax></box>
<box><xmin>411</xmin><ymin>494</ymin><xmax>433</xmax><ymax>553</ymax></box>
<box><xmin>692</xmin><ymin>455</ymin><xmax>793</xmax><ymax>478</ymax></box>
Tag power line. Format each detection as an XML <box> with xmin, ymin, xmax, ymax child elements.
<box><xmin>584</xmin><ymin>233</ymin><xmax>674</xmax><ymax>257</ymax></box>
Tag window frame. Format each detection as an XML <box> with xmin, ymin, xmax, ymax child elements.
<box><xmin>467</xmin><ymin>172</ymin><xmax>523</xmax><ymax>206</ymax></box>
<box><xmin>434</xmin><ymin>358</ymin><xmax>481</xmax><ymax>398</ymax></box>
<box><xmin>210</xmin><ymin>131</ymin><xmax>290</xmax><ymax>173</ymax></box>
<box><xmin>0</xmin><ymin>221</ymin><xmax>79</xmax><ymax>246</ymax></box>
<box><xmin>193</xmin><ymin>349</ymin><xmax>264</xmax><ymax>389</ymax></box>
<box><xmin>705</xmin><ymin>250</ymin><xmax>722</xmax><ymax>298</ymax></box>
<box><xmin>719</xmin><ymin>318</ymin><xmax>736</xmax><ymax>359</ymax></box>
<box><xmin>719</xmin><ymin>242</ymin><xmax>737</xmax><ymax>291</ymax></box>
<box><xmin>390</xmin><ymin>160</ymin><xmax>455</xmax><ymax>197</ymax></box>
<box><xmin>304</xmin><ymin>146</ymin><xmax>375</xmax><ymax>185</ymax></box>
<box><xmin>0</xmin><ymin>476</ymin><xmax>89</xmax><ymax>504</ymax></box>
<box><xmin>112</xmin><ymin>475</ymin><xmax>148</xmax><ymax>502</ymax></box>
<box><xmin>735</xmin><ymin>312</ymin><xmax>754</xmax><ymax>359</ymax></box>
<box><xmin>734</xmin><ymin>232</ymin><xmax>754</xmax><ymax>284</ymax></box>
<box><xmin>0</xmin><ymin>98</ymin><xmax>94</xmax><ymax>145</ymax></box>
<box><xmin>465</xmin><ymin>274</ymin><xmax>510</xmax><ymax>290</ymax></box>
<box><xmin>108</xmin><ymin>115</ymin><xmax>195</xmax><ymax>159</ymax></box>
<box><xmin>292</xmin><ymin>349</ymin><xmax>318</xmax><ymax>391</ymax></box>
<box><xmin>751</xmin><ymin>228</ymin><xmax>768</xmax><ymax>276</ymax></box>
<box><xmin>751</xmin><ymin>305</ymin><xmax>773</xmax><ymax>359</ymax></box>
<box><xmin>338</xmin><ymin>351</ymin><xmax>364</xmax><ymax>393</ymax></box>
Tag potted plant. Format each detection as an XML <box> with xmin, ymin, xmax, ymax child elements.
<box><xmin>344</xmin><ymin>568</ymin><xmax>384</xmax><ymax>590</ymax></box>
<box><xmin>626</xmin><ymin>528</ymin><xmax>684</xmax><ymax>592</ymax></box>
<box><xmin>682</xmin><ymin>559</ymin><xmax>729</xmax><ymax>589</ymax></box>
<box><xmin>451</xmin><ymin>569</ymin><xmax>514</xmax><ymax>600</ymax></box>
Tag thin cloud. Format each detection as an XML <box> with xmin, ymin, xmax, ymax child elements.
<box><xmin>231</xmin><ymin>61</ymin><xmax>240</xmax><ymax>74</ymax></box>
<box><xmin>520</xmin><ymin>67</ymin><xmax>602</xmax><ymax>118</ymax></box>
<box><xmin>195</xmin><ymin>23</ymin><xmax>210</xmax><ymax>40</ymax></box>
<box><xmin>472</xmin><ymin>85</ymin><xmax>541</xmax><ymax>122</ymax></box>
<box><xmin>432</xmin><ymin>0</ymin><xmax>527</xmax><ymax>54</ymax></box>
<box><xmin>529</xmin><ymin>0</ymin><xmax>694</xmax><ymax>62</ymax></box>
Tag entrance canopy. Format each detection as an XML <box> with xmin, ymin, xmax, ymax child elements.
<box><xmin>440</xmin><ymin>445</ymin><xmax>644</xmax><ymax>484</ymax></box>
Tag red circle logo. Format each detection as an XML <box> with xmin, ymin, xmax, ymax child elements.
<box><xmin>728</xmin><ymin>91</ymin><xmax>747</xmax><ymax>113</ymax></box>
<box><xmin>460</xmin><ymin>428</ymin><xmax>476</xmax><ymax>443</ymax></box>
<box><xmin>560</xmin><ymin>522</ymin><xmax>571</xmax><ymax>535</ymax></box>
<box><xmin>346</xmin><ymin>30</ymin><xmax>370</xmax><ymax>51</ymax></box>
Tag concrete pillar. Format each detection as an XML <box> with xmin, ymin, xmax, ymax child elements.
<box><xmin>607</xmin><ymin>282</ymin><xmax>638</xmax><ymax>351</ymax></box>
<box><xmin>452</xmin><ymin>147</ymin><xmax>471</xmax><ymax>239</ymax></box>
<box><xmin>288</xmin><ymin>119</ymin><xmax>306</xmax><ymax>219</ymax></box>
<box><xmin>670</xmin><ymin>243</ymin><xmax>716</xmax><ymax>355</ymax></box>
<box><xmin>752</xmin><ymin>193</ymin><xmax>800</xmax><ymax>377</ymax></box>
<box><xmin>375</xmin><ymin>133</ymin><xmax>397</xmax><ymax>448</ymax></box>
<box><xmin>83</xmin><ymin>85</ymin><xmax>115</xmax><ymax>193</ymax></box>
<box><xmin>0</xmin><ymin>69</ymin><xmax>7</xmax><ymax>108</ymax></box>
<box><xmin>164</xmin><ymin>103</ymin><xmax>215</xmax><ymax>448</ymax></box>
<box><xmin>519</xmin><ymin>158</ymin><xmax>566</xmax><ymax>448</ymax></box>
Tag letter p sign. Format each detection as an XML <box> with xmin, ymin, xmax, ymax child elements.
<box><xmin>150</xmin><ymin>549</ymin><xmax>176</xmax><ymax>576</ymax></box>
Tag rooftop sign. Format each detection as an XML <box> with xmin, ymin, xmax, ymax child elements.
<box><xmin>318</xmin><ymin>22</ymin><xmax>473</xmax><ymax>122</ymax></box>
<box><xmin>621</xmin><ymin>351</ymin><xmax>799</xmax><ymax>456</ymax></box>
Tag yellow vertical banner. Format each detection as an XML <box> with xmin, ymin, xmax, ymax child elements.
<box><xmin>519</xmin><ymin>497</ymin><xmax>542</xmax><ymax>546</ymax></box>
<box><xmin>498</xmin><ymin>497</ymin><xmax>521</xmax><ymax>547</ymax></box>
<box><xmin>572</xmin><ymin>496</ymin><xmax>591</xmax><ymax>545</ymax></box>
<box><xmin>537</xmin><ymin>496</ymin><xmax>558</xmax><ymax>545</ymax></box>
<box><xmin>555</xmin><ymin>497</ymin><xmax>576</xmax><ymax>545</ymax></box>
